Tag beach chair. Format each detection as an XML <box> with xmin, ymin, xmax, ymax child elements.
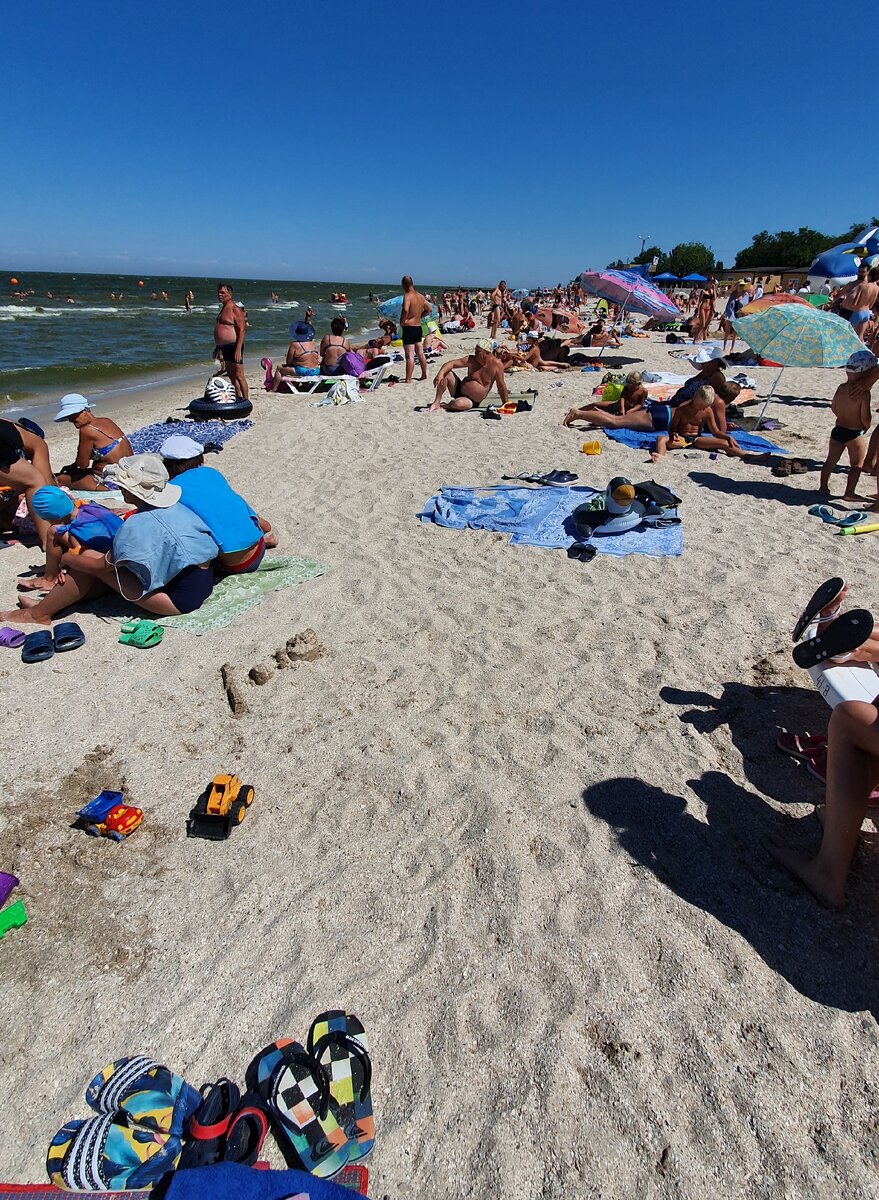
<box><xmin>278</xmin><ymin>362</ymin><xmax>391</xmax><ymax>396</ymax></box>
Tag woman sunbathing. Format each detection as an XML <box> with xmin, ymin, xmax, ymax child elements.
<box><xmin>53</xmin><ymin>394</ymin><xmax>132</xmax><ymax>492</ymax></box>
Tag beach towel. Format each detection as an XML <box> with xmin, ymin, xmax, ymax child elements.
<box><xmin>128</xmin><ymin>420</ymin><xmax>253</xmax><ymax>455</ymax></box>
<box><xmin>419</xmin><ymin>485</ymin><xmax>682</xmax><ymax>558</ymax></box>
<box><xmin>603</xmin><ymin>428</ymin><xmax>783</xmax><ymax>454</ymax></box>
<box><xmin>97</xmin><ymin>556</ymin><xmax>327</xmax><ymax>635</ymax></box>
<box><xmin>0</xmin><ymin>1189</ymin><xmax>149</xmax><ymax>1198</ymax></box>
<box><xmin>163</xmin><ymin>1162</ymin><xmax>367</xmax><ymax>1199</ymax></box>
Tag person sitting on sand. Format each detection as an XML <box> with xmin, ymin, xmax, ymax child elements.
<box><xmin>618</xmin><ymin>372</ymin><xmax>648</xmax><ymax>413</ymax></box>
<box><xmin>517</xmin><ymin>334</ymin><xmax>572</xmax><ymax>372</ymax></box>
<box><xmin>320</xmin><ymin>317</ymin><xmax>351</xmax><ymax>376</ymax></box>
<box><xmin>429</xmin><ymin>340</ymin><xmax>510</xmax><ymax>412</ymax></box>
<box><xmin>53</xmin><ymin>393</ymin><xmax>132</xmax><ymax>492</ymax></box>
<box><xmin>0</xmin><ymin>418</ymin><xmax>56</xmax><ymax>548</ymax></box>
<box><xmin>160</xmin><ymin>435</ymin><xmax>277</xmax><ymax>573</ymax></box>
<box><xmin>769</xmin><ymin>578</ymin><xmax>879</xmax><ymax>907</ymax></box>
<box><xmin>18</xmin><ymin>486</ymin><xmax>125</xmax><ymax>593</ymax></box>
<box><xmin>819</xmin><ymin>349</ymin><xmax>879</xmax><ymax>502</ymax></box>
<box><xmin>651</xmin><ymin>386</ymin><xmax>748</xmax><ymax>461</ymax></box>
<box><xmin>267</xmin><ymin>322</ymin><xmax>320</xmax><ymax>390</ymax></box>
<box><xmin>621</xmin><ymin>321</ymin><xmax>649</xmax><ymax>339</ymax></box>
<box><xmin>0</xmin><ymin>455</ymin><xmax>218</xmax><ymax>627</ymax></box>
<box><xmin>582</xmin><ymin>319</ymin><xmax>620</xmax><ymax>349</ymax></box>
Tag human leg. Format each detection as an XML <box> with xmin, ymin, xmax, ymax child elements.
<box><xmin>0</xmin><ymin>459</ymin><xmax>53</xmax><ymax>549</ymax></box>
<box><xmin>403</xmin><ymin>344</ymin><xmax>415</xmax><ymax>384</ymax></box>
<box><xmin>0</xmin><ymin>564</ymin><xmax>107</xmax><ymax>625</ymax></box>
<box><xmin>769</xmin><ymin>700</ymin><xmax>879</xmax><ymax>906</ymax></box>
<box><xmin>818</xmin><ymin>437</ymin><xmax>846</xmax><ymax>496</ymax></box>
<box><xmin>842</xmin><ymin>435</ymin><xmax>867</xmax><ymax>501</ymax></box>
<box><xmin>415</xmin><ymin>343</ymin><xmax>428</xmax><ymax>382</ymax></box>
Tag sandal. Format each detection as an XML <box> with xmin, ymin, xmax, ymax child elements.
<box><xmin>792</xmin><ymin>609</ymin><xmax>874</xmax><ymax>668</ymax></box>
<box><xmin>776</xmin><ymin>731</ymin><xmax>827</xmax><ymax>761</ymax></box>
<box><xmin>790</xmin><ymin>459</ymin><xmax>808</xmax><ymax>474</ymax></box>
<box><xmin>47</xmin><ymin>1113</ymin><xmax>183</xmax><ymax>1192</ymax></box>
<box><xmin>179</xmin><ymin>1078</ymin><xmax>241</xmax><ymax>1168</ymax></box>
<box><xmin>119</xmin><ymin>619</ymin><xmax>164</xmax><ymax>648</ymax></box>
<box><xmin>248</xmin><ymin>1039</ymin><xmax>349</xmax><ymax>1178</ymax></box>
<box><xmin>307</xmin><ymin>1011</ymin><xmax>375</xmax><ymax>1163</ymax></box>
<box><xmin>222</xmin><ymin>1092</ymin><xmax>270</xmax><ymax>1166</ymax></box>
<box><xmin>0</xmin><ymin>626</ymin><xmax>25</xmax><ymax>648</ymax></box>
<box><xmin>21</xmin><ymin>629</ymin><xmax>54</xmax><ymax>663</ymax></box>
<box><xmin>772</xmin><ymin>459</ymin><xmax>792</xmax><ymax>476</ymax></box>
<box><xmin>566</xmin><ymin>541</ymin><xmax>597</xmax><ymax>562</ymax></box>
<box><xmin>53</xmin><ymin>621</ymin><xmax>86</xmax><ymax>653</ymax></box>
<box><xmin>791</xmin><ymin>577</ymin><xmax>845</xmax><ymax>642</ymax></box>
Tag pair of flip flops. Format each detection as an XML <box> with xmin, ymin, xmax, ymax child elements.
<box><xmin>179</xmin><ymin>1078</ymin><xmax>269</xmax><ymax>1169</ymax></box>
<box><xmin>248</xmin><ymin>1010</ymin><xmax>374</xmax><ymax>1179</ymax></box>
<box><xmin>566</xmin><ymin>541</ymin><xmax>597</xmax><ymax>562</ymax></box>
<box><xmin>503</xmin><ymin>470</ymin><xmax>578</xmax><ymax>487</ymax></box>
<box><xmin>119</xmin><ymin>619</ymin><xmax>164</xmax><ymax>648</ymax></box>
<box><xmin>772</xmin><ymin>458</ymin><xmax>807</xmax><ymax>476</ymax></box>
<box><xmin>21</xmin><ymin>621</ymin><xmax>85</xmax><ymax>663</ymax></box>
<box><xmin>791</xmin><ymin>577</ymin><xmax>874</xmax><ymax>667</ymax></box>
<box><xmin>808</xmin><ymin>504</ymin><xmax>870</xmax><ymax>528</ymax></box>
<box><xmin>47</xmin><ymin>1055</ymin><xmax>201</xmax><ymax>1192</ymax></box>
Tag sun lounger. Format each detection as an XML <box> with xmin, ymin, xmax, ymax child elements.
<box><xmin>276</xmin><ymin>363</ymin><xmax>391</xmax><ymax>395</ymax></box>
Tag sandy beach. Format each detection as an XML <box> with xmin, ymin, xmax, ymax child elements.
<box><xmin>2</xmin><ymin>328</ymin><xmax>879</xmax><ymax>1197</ymax></box>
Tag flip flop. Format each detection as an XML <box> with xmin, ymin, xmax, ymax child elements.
<box><xmin>21</xmin><ymin>629</ymin><xmax>54</xmax><ymax>663</ymax></box>
<box><xmin>566</xmin><ymin>542</ymin><xmax>597</xmax><ymax>562</ymax></box>
<box><xmin>179</xmin><ymin>1078</ymin><xmax>241</xmax><ymax>1168</ymax></box>
<box><xmin>53</xmin><ymin>621</ymin><xmax>86</xmax><ymax>652</ymax></box>
<box><xmin>222</xmin><ymin>1092</ymin><xmax>270</xmax><ymax>1166</ymax></box>
<box><xmin>792</xmin><ymin>609</ymin><xmax>874</xmax><ymax>668</ymax></box>
<box><xmin>47</xmin><ymin>1114</ymin><xmax>183</xmax><ymax>1192</ymax></box>
<box><xmin>790</xmin><ymin>460</ymin><xmax>808</xmax><ymax>474</ymax></box>
<box><xmin>249</xmin><ymin>1039</ymin><xmax>349</xmax><ymax>1178</ymax></box>
<box><xmin>86</xmin><ymin>1055</ymin><xmax>201</xmax><ymax>1137</ymax></box>
<box><xmin>791</xmin><ymin>577</ymin><xmax>845</xmax><ymax>642</ymax></box>
<box><xmin>119</xmin><ymin>619</ymin><xmax>164</xmax><ymax>648</ymax></box>
<box><xmin>776</xmin><ymin>731</ymin><xmax>827</xmax><ymax>761</ymax></box>
<box><xmin>808</xmin><ymin>505</ymin><xmax>868</xmax><ymax>527</ymax></box>
<box><xmin>0</xmin><ymin>626</ymin><xmax>25</xmax><ymax>648</ymax></box>
<box><xmin>772</xmin><ymin>460</ymin><xmax>792</xmax><ymax>476</ymax></box>
<box><xmin>307</xmin><ymin>1011</ymin><xmax>375</xmax><ymax>1163</ymax></box>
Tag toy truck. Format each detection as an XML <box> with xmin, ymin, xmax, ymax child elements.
<box><xmin>186</xmin><ymin>775</ymin><xmax>254</xmax><ymax>841</ymax></box>
<box><xmin>78</xmin><ymin>791</ymin><xmax>143</xmax><ymax>841</ymax></box>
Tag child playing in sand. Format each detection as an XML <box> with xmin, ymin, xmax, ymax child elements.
<box><xmin>19</xmin><ymin>486</ymin><xmax>124</xmax><ymax>592</ymax></box>
<box><xmin>818</xmin><ymin>350</ymin><xmax>879</xmax><ymax>501</ymax></box>
<box><xmin>651</xmin><ymin>386</ymin><xmax>746</xmax><ymax>461</ymax></box>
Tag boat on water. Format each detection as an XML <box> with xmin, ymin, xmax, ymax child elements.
<box><xmin>330</xmin><ymin>292</ymin><xmax>348</xmax><ymax>307</ymax></box>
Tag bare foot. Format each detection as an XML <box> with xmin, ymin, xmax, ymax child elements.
<box><xmin>17</xmin><ymin>594</ymin><xmax>46</xmax><ymax>610</ymax></box>
<box><xmin>17</xmin><ymin>576</ymin><xmax>55</xmax><ymax>592</ymax></box>
<box><xmin>817</xmin><ymin>487</ymin><xmax>832</xmax><ymax>498</ymax></box>
<box><xmin>0</xmin><ymin>608</ymin><xmax>51</xmax><ymax>626</ymax></box>
<box><xmin>263</xmin><ymin>533</ymin><xmax>279</xmax><ymax>549</ymax></box>
<box><xmin>767</xmin><ymin>840</ymin><xmax>845</xmax><ymax>908</ymax></box>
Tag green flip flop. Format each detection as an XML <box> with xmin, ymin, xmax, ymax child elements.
<box><xmin>119</xmin><ymin>620</ymin><xmax>164</xmax><ymax>649</ymax></box>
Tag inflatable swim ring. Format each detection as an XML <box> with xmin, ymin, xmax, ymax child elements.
<box><xmin>188</xmin><ymin>395</ymin><xmax>253</xmax><ymax>420</ymax></box>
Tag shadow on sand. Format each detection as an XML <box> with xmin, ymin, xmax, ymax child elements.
<box><xmin>689</xmin><ymin>470</ymin><xmax>817</xmax><ymax>508</ymax></box>
<box><xmin>581</xmin><ymin>769</ymin><xmax>879</xmax><ymax>1018</ymax></box>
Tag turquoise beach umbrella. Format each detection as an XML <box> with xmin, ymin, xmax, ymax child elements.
<box><xmin>732</xmin><ymin>305</ymin><xmax>864</xmax><ymax>422</ymax></box>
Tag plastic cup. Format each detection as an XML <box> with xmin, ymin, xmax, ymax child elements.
<box><xmin>581</xmin><ymin>440</ymin><xmax>601</xmax><ymax>455</ymax></box>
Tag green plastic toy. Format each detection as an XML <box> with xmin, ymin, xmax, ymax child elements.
<box><xmin>0</xmin><ymin>900</ymin><xmax>27</xmax><ymax>939</ymax></box>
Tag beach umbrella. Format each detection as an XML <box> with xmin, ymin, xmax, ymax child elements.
<box><xmin>377</xmin><ymin>295</ymin><xmax>439</xmax><ymax>323</ymax></box>
<box><xmin>579</xmin><ymin>270</ymin><xmax>683</xmax><ymax>321</ymax></box>
<box><xmin>682</xmin><ymin>273</ymin><xmax>707</xmax><ymax>282</ymax></box>
<box><xmin>653</xmin><ymin>272</ymin><xmax>678</xmax><ymax>281</ymax></box>
<box><xmin>732</xmin><ymin>305</ymin><xmax>864</xmax><ymax>422</ymax></box>
<box><xmin>511</xmin><ymin>288</ymin><xmax>530</xmax><ymax>298</ymax></box>
<box><xmin>739</xmin><ymin>293</ymin><xmax>811</xmax><ymax>316</ymax></box>
<box><xmin>807</xmin><ymin>293</ymin><xmax>831</xmax><ymax>308</ymax></box>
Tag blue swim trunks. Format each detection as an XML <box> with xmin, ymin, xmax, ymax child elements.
<box><xmin>647</xmin><ymin>402</ymin><xmax>671</xmax><ymax>433</ymax></box>
<box><xmin>294</xmin><ymin>366</ymin><xmax>321</xmax><ymax>376</ymax></box>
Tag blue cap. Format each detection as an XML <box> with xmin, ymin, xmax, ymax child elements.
<box><xmin>31</xmin><ymin>486</ymin><xmax>75</xmax><ymax>521</ymax></box>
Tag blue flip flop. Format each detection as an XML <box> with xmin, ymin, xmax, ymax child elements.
<box><xmin>21</xmin><ymin>629</ymin><xmax>54</xmax><ymax>663</ymax></box>
<box><xmin>54</xmin><ymin>621</ymin><xmax>86</xmax><ymax>652</ymax></box>
<box><xmin>808</xmin><ymin>504</ymin><xmax>869</xmax><ymax>527</ymax></box>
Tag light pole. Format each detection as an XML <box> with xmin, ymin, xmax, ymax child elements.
<box><xmin>637</xmin><ymin>235</ymin><xmax>649</xmax><ymax>258</ymax></box>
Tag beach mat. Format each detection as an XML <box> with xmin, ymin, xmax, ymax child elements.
<box><xmin>163</xmin><ymin>1162</ymin><xmax>369</xmax><ymax>1199</ymax></box>
<box><xmin>97</xmin><ymin>556</ymin><xmax>327</xmax><ymax>635</ymax></box>
<box><xmin>419</xmin><ymin>485</ymin><xmax>682</xmax><ymax>558</ymax></box>
<box><xmin>603</xmin><ymin>428</ymin><xmax>783</xmax><ymax>454</ymax></box>
<box><xmin>128</xmin><ymin>419</ymin><xmax>253</xmax><ymax>455</ymax></box>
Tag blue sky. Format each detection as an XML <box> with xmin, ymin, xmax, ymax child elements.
<box><xmin>2</xmin><ymin>0</ymin><xmax>876</xmax><ymax>286</ymax></box>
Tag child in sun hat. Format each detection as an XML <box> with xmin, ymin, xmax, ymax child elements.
<box><xmin>19</xmin><ymin>486</ymin><xmax>125</xmax><ymax>592</ymax></box>
<box><xmin>820</xmin><ymin>349</ymin><xmax>879</xmax><ymax>502</ymax></box>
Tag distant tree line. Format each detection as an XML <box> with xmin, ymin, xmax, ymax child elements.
<box><xmin>607</xmin><ymin>242</ymin><xmax>715</xmax><ymax>278</ymax></box>
<box><xmin>733</xmin><ymin>220</ymin><xmax>878</xmax><ymax>269</ymax></box>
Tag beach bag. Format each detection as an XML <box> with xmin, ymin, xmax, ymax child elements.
<box><xmin>602</xmin><ymin>380</ymin><xmax>625</xmax><ymax>405</ymax></box>
<box><xmin>337</xmin><ymin>351</ymin><xmax>366</xmax><ymax>377</ymax></box>
<box><xmin>327</xmin><ymin>377</ymin><xmax>361</xmax><ymax>406</ymax></box>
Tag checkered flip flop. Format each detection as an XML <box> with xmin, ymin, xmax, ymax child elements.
<box><xmin>307</xmin><ymin>1011</ymin><xmax>374</xmax><ymax>1162</ymax></box>
<box><xmin>248</xmin><ymin>1039</ymin><xmax>349</xmax><ymax>1178</ymax></box>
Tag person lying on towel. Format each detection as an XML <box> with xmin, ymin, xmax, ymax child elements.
<box><xmin>430</xmin><ymin>341</ymin><xmax>510</xmax><ymax>412</ymax></box>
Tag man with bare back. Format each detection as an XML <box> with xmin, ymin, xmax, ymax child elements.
<box><xmin>400</xmin><ymin>275</ymin><xmax>431</xmax><ymax>383</ymax></box>
<box><xmin>429</xmin><ymin>341</ymin><xmax>510</xmax><ymax>412</ymax></box>
<box><xmin>489</xmin><ymin>280</ymin><xmax>506</xmax><ymax>340</ymax></box>
<box><xmin>213</xmin><ymin>283</ymin><xmax>249</xmax><ymax>400</ymax></box>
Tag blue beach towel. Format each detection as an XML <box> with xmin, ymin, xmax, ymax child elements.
<box><xmin>128</xmin><ymin>420</ymin><xmax>253</xmax><ymax>455</ymax></box>
<box><xmin>164</xmin><ymin>1162</ymin><xmax>367</xmax><ymax>1200</ymax></box>
<box><xmin>419</xmin><ymin>485</ymin><xmax>682</xmax><ymax>558</ymax></box>
<box><xmin>603</xmin><ymin>428</ymin><xmax>783</xmax><ymax>454</ymax></box>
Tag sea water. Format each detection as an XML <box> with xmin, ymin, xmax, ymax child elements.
<box><xmin>0</xmin><ymin>271</ymin><xmax>445</xmax><ymax>416</ymax></box>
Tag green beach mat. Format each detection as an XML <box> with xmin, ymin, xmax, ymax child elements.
<box><xmin>100</xmin><ymin>556</ymin><xmax>327</xmax><ymax>635</ymax></box>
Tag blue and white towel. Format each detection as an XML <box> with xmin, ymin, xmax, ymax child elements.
<box><xmin>603</xmin><ymin>428</ymin><xmax>783</xmax><ymax>454</ymax></box>
<box><xmin>128</xmin><ymin>420</ymin><xmax>253</xmax><ymax>455</ymax></box>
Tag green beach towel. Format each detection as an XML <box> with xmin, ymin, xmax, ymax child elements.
<box><xmin>99</xmin><ymin>556</ymin><xmax>327</xmax><ymax>635</ymax></box>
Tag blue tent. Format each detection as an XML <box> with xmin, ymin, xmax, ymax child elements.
<box><xmin>653</xmin><ymin>272</ymin><xmax>678</xmax><ymax>281</ymax></box>
<box><xmin>682</xmin><ymin>273</ymin><xmax>707</xmax><ymax>282</ymax></box>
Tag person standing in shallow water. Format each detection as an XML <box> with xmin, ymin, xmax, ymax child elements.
<box><xmin>213</xmin><ymin>283</ymin><xmax>249</xmax><ymax>401</ymax></box>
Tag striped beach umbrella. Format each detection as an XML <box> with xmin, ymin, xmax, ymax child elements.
<box><xmin>579</xmin><ymin>270</ymin><xmax>683</xmax><ymax>320</ymax></box>
<box><xmin>738</xmin><ymin>293</ymin><xmax>811</xmax><ymax>316</ymax></box>
<box><xmin>732</xmin><ymin>304</ymin><xmax>864</xmax><ymax>420</ymax></box>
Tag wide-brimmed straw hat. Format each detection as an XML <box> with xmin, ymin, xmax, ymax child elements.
<box><xmin>106</xmin><ymin>454</ymin><xmax>181</xmax><ymax>507</ymax></box>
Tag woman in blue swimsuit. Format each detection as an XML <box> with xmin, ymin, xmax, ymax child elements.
<box><xmin>53</xmin><ymin>393</ymin><xmax>132</xmax><ymax>491</ymax></box>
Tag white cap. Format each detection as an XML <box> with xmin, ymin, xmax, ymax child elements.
<box><xmin>159</xmin><ymin>434</ymin><xmax>205</xmax><ymax>460</ymax></box>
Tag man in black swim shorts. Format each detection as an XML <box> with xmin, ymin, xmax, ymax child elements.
<box><xmin>400</xmin><ymin>274</ymin><xmax>431</xmax><ymax>384</ymax></box>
